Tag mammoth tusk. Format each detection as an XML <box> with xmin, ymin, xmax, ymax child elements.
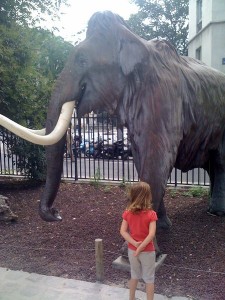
<box><xmin>0</xmin><ymin>101</ymin><xmax>75</xmax><ymax>145</ymax></box>
<box><xmin>28</xmin><ymin>128</ymin><xmax>46</xmax><ymax>135</ymax></box>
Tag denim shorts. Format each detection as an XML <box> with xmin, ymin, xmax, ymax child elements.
<box><xmin>128</xmin><ymin>249</ymin><xmax>156</xmax><ymax>283</ymax></box>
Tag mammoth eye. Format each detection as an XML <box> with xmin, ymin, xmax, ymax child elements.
<box><xmin>76</xmin><ymin>55</ymin><xmax>87</xmax><ymax>68</ymax></box>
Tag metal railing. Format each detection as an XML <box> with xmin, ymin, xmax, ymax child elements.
<box><xmin>62</xmin><ymin>112</ymin><xmax>210</xmax><ymax>186</ymax></box>
<box><xmin>0</xmin><ymin>112</ymin><xmax>210</xmax><ymax>186</ymax></box>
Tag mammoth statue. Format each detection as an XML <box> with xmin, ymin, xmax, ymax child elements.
<box><xmin>1</xmin><ymin>11</ymin><xmax>225</xmax><ymax>230</ymax></box>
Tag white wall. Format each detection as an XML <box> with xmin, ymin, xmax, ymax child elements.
<box><xmin>188</xmin><ymin>0</ymin><xmax>225</xmax><ymax>73</ymax></box>
<box><xmin>211</xmin><ymin>23</ymin><xmax>225</xmax><ymax>73</ymax></box>
<box><xmin>212</xmin><ymin>0</ymin><xmax>225</xmax><ymax>21</ymax></box>
<box><xmin>189</xmin><ymin>0</ymin><xmax>213</xmax><ymax>40</ymax></box>
<box><xmin>188</xmin><ymin>0</ymin><xmax>197</xmax><ymax>40</ymax></box>
<box><xmin>202</xmin><ymin>0</ymin><xmax>212</xmax><ymax>27</ymax></box>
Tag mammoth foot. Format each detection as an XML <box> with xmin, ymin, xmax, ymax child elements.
<box><xmin>39</xmin><ymin>206</ymin><xmax>62</xmax><ymax>222</ymax></box>
<box><xmin>157</xmin><ymin>215</ymin><xmax>172</xmax><ymax>229</ymax></box>
<box><xmin>207</xmin><ymin>208</ymin><xmax>225</xmax><ymax>217</ymax></box>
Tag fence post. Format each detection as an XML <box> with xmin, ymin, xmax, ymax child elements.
<box><xmin>95</xmin><ymin>238</ymin><xmax>104</xmax><ymax>282</ymax></box>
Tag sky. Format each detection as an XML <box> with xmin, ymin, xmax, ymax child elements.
<box><xmin>49</xmin><ymin>0</ymin><xmax>138</xmax><ymax>43</ymax></box>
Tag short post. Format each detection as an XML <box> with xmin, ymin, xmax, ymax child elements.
<box><xmin>95</xmin><ymin>238</ymin><xmax>104</xmax><ymax>282</ymax></box>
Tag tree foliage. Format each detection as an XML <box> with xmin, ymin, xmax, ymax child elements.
<box><xmin>129</xmin><ymin>0</ymin><xmax>189</xmax><ymax>55</ymax></box>
<box><xmin>0</xmin><ymin>23</ymin><xmax>73</xmax><ymax>180</ymax></box>
<box><xmin>0</xmin><ymin>24</ymin><xmax>73</xmax><ymax>126</ymax></box>
<box><xmin>0</xmin><ymin>0</ymin><xmax>73</xmax><ymax>180</ymax></box>
<box><xmin>0</xmin><ymin>0</ymin><xmax>68</xmax><ymax>27</ymax></box>
<box><xmin>0</xmin><ymin>0</ymin><xmax>72</xmax><ymax>125</ymax></box>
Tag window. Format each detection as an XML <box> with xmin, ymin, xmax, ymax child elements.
<box><xmin>196</xmin><ymin>0</ymin><xmax>202</xmax><ymax>32</ymax></box>
<box><xmin>196</xmin><ymin>47</ymin><xmax>202</xmax><ymax>60</ymax></box>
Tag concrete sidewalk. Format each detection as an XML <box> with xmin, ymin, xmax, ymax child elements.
<box><xmin>0</xmin><ymin>267</ymin><xmax>190</xmax><ymax>300</ymax></box>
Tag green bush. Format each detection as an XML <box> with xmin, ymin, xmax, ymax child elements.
<box><xmin>9</xmin><ymin>135</ymin><xmax>46</xmax><ymax>181</ymax></box>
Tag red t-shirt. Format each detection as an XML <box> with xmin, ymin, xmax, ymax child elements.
<box><xmin>122</xmin><ymin>210</ymin><xmax>158</xmax><ymax>252</ymax></box>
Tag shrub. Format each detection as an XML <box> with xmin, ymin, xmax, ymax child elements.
<box><xmin>8</xmin><ymin>134</ymin><xmax>46</xmax><ymax>181</ymax></box>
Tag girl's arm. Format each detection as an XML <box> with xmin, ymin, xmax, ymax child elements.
<box><xmin>120</xmin><ymin>219</ymin><xmax>142</xmax><ymax>248</ymax></box>
<box><xmin>134</xmin><ymin>220</ymin><xmax>156</xmax><ymax>256</ymax></box>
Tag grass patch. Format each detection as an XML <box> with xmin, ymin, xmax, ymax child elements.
<box><xmin>168</xmin><ymin>187</ymin><xmax>209</xmax><ymax>198</ymax></box>
<box><xmin>169</xmin><ymin>189</ymin><xmax>179</xmax><ymax>198</ymax></box>
<box><xmin>103</xmin><ymin>185</ymin><xmax>112</xmax><ymax>193</ymax></box>
<box><xmin>119</xmin><ymin>178</ymin><xmax>132</xmax><ymax>190</ymax></box>
<box><xmin>181</xmin><ymin>186</ymin><xmax>209</xmax><ymax>197</ymax></box>
<box><xmin>90</xmin><ymin>168</ymin><xmax>101</xmax><ymax>188</ymax></box>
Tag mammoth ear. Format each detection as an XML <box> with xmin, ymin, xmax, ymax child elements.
<box><xmin>119</xmin><ymin>33</ymin><xmax>148</xmax><ymax>75</ymax></box>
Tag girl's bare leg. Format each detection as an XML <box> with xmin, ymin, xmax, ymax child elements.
<box><xmin>146</xmin><ymin>283</ymin><xmax>154</xmax><ymax>300</ymax></box>
<box><xmin>129</xmin><ymin>278</ymin><xmax>138</xmax><ymax>300</ymax></box>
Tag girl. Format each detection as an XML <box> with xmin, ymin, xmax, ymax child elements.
<box><xmin>120</xmin><ymin>181</ymin><xmax>158</xmax><ymax>300</ymax></box>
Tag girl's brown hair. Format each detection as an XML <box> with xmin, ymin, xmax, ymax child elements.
<box><xmin>126</xmin><ymin>181</ymin><xmax>153</xmax><ymax>213</ymax></box>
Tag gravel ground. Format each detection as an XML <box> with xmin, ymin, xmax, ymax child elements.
<box><xmin>0</xmin><ymin>179</ymin><xmax>224</xmax><ymax>300</ymax></box>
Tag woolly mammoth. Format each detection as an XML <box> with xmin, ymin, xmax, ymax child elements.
<box><xmin>1</xmin><ymin>11</ymin><xmax>225</xmax><ymax>227</ymax></box>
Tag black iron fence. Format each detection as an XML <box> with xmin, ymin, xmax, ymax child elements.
<box><xmin>0</xmin><ymin>112</ymin><xmax>210</xmax><ymax>186</ymax></box>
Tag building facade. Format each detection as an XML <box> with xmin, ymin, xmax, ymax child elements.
<box><xmin>188</xmin><ymin>0</ymin><xmax>225</xmax><ymax>73</ymax></box>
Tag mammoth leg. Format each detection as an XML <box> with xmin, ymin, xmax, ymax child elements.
<box><xmin>139</xmin><ymin>162</ymin><xmax>172</xmax><ymax>229</ymax></box>
<box><xmin>207</xmin><ymin>152</ymin><xmax>225</xmax><ymax>216</ymax></box>
<box><xmin>157</xmin><ymin>197</ymin><xmax>172</xmax><ymax>229</ymax></box>
<box><xmin>140</xmin><ymin>175</ymin><xmax>171</xmax><ymax>256</ymax></box>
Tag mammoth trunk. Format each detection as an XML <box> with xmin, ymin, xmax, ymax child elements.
<box><xmin>39</xmin><ymin>140</ymin><xmax>66</xmax><ymax>221</ymax></box>
<box><xmin>38</xmin><ymin>65</ymin><xmax>78</xmax><ymax>221</ymax></box>
<box><xmin>39</xmin><ymin>100</ymin><xmax>73</xmax><ymax>221</ymax></box>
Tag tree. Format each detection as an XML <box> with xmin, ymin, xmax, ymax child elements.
<box><xmin>0</xmin><ymin>0</ymin><xmax>72</xmax><ymax>124</ymax></box>
<box><xmin>0</xmin><ymin>23</ymin><xmax>73</xmax><ymax>180</ymax></box>
<box><xmin>0</xmin><ymin>0</ymin><xmax>73</xmax><ymax>180</ymax></box>
<box><xmin>0</xmin><ymin>0</ymin><xmax>69</xmax><ymax>27</ymax></box>
<box><xmin>0</xmin><ymin>24</ymin><xmax>73</xmax><ymax>179</ymax></box>
<box><xmin>128</xmin><ymin>0</ymin><xmax>189</xmax><ymax>55</ymax></box>
<box><xmin>0</xmin><ymin>24</ymin><xmax>73</xmax><ymax>125</ymax></box>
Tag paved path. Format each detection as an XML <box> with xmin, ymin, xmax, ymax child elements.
<box><xmin>0</xmin><ymin>267</ymin><xmax>191</xmax><ymax>300</ymax></box>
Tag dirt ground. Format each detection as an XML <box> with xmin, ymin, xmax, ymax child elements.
<box><xmin>0</xmin><ymin>178</ymin><xmax>224</xmax><ymax>300</ymax></box>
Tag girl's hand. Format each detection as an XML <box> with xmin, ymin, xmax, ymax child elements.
<box><xmin>134</xmin><ymin>247</ymin><xmax>141</xmax><ymax>257</ymax></box>
<box><xmin>135</xmin><ymin>241</ymin><xmax>142</xmax><ymax>248</ymax></box>
<box><xmin>133</xmin><ymin>241</ymin><xmax>142</xmax><ymax>256</ymax></box>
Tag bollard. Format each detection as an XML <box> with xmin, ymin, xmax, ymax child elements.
<box><xmin>95</xmin><ymin>238</ymin><xmax>104</xmax><ymax>282</ymax></box>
